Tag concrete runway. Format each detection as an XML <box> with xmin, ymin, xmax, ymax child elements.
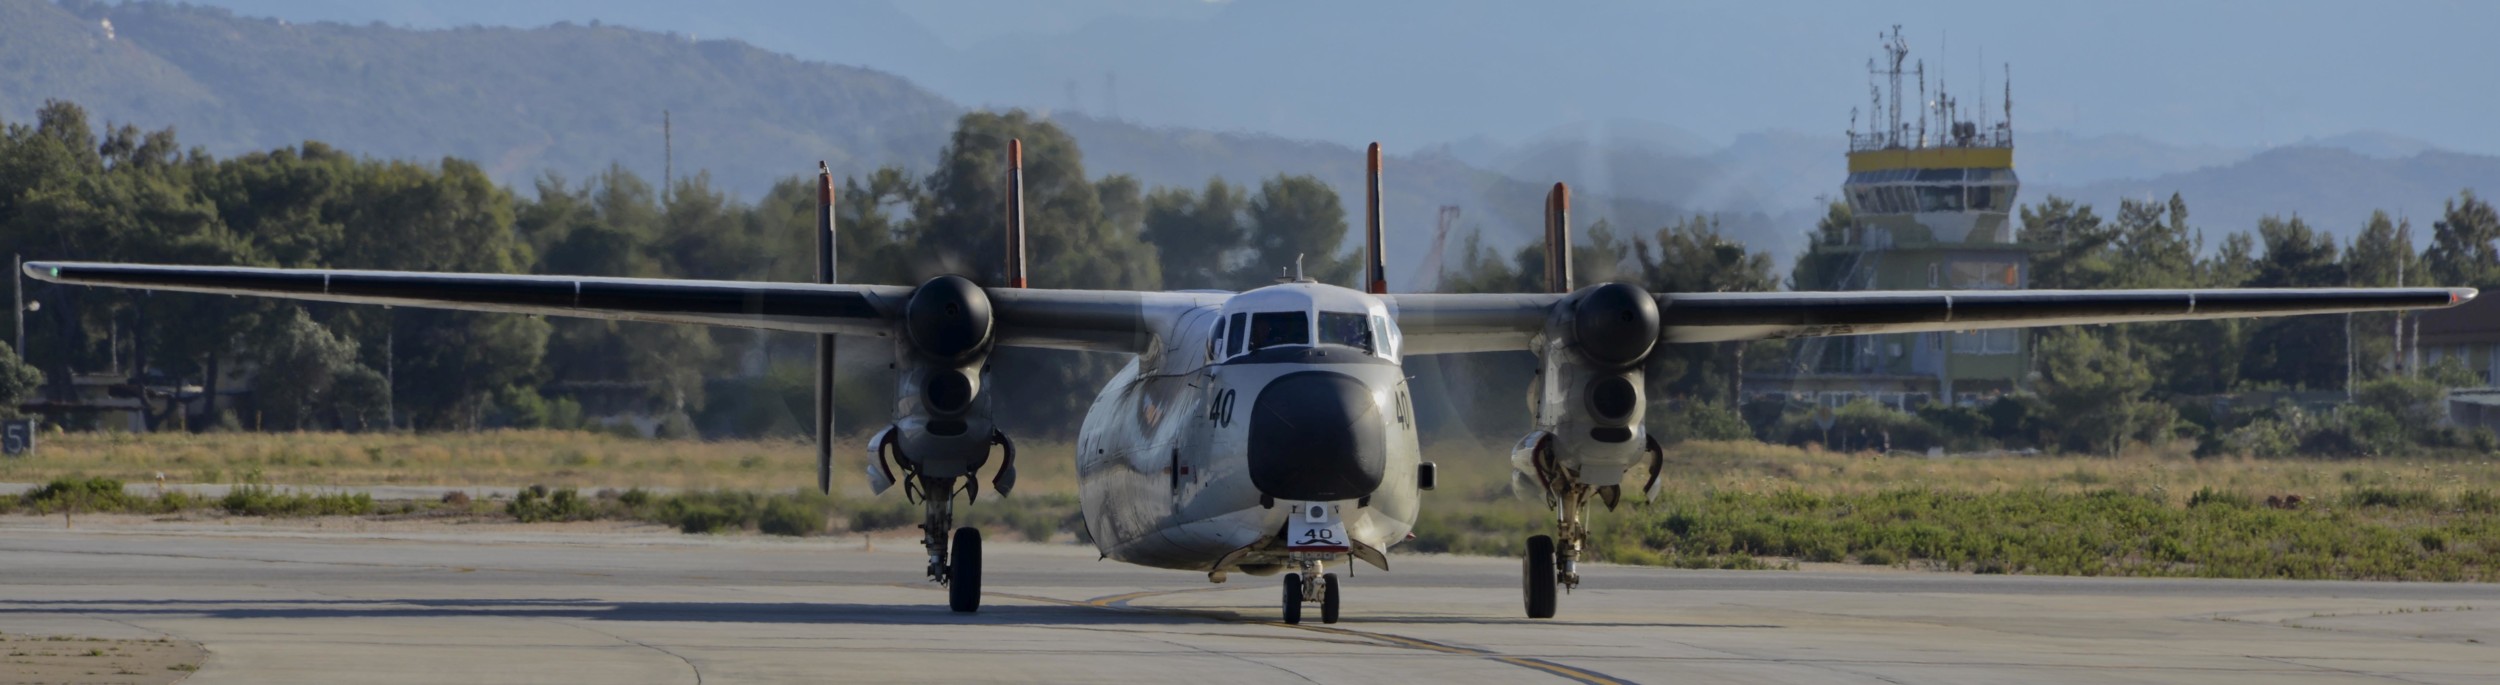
<box><xmin>1</xmin><ymin>518</ymin><xmax>2496</xmax><ymax>684</ymax></box>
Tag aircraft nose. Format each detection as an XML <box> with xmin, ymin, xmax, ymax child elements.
<box><xmin>1247</xmin><ymin>371</ymin><xmax>1387</xmax><ymax>501</ymax></box>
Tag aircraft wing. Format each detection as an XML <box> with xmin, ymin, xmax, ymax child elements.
<box><xmin>1387</xmin><ymin>287</ymin><xmax>2476</xmax><ymax>354</ymax></box>
<box><xmin>23</xmin><ymin>262</ymin><xmax>1212</xmax><ymax>353</ymax></box>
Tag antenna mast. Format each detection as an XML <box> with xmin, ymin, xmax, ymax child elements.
<box><xmin>1885</xmin><ymin>26</ymin><xmax>1907</xmax><ymax>147</ymax></box>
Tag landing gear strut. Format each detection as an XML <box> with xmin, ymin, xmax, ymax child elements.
<box><xmin>912</xmin><ymin>475</ymin><xmax>984</xmax><ymax>613</ymax></box>
<box><xmin>1280</xmin><ymin>558</ymin><xmax>1341</xmax><ymax>625</ymax></box>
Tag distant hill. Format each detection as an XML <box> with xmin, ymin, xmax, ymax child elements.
<box><xmin>1</xmin><ymin>0</ymin><xmax>958</xmax><ymax>195</ymax></box>
<box><xmin>1</xmin><ymin>0</ymin><xmax>1760</xmax><ymax>289</ymax></box>
<box><xmin>2042</xmin><ymin>147</ymin><xmax>2500</xmax><ymax>243</ymax></box>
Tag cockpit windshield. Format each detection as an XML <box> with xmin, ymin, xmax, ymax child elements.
<box><xmin>1246</xmin><ymin>311</ymin><xmax>1310</xmax><ymax>351</ymax></box>
<box><xmin>1318</xmin><ymin>311</ymin><xmax>1373</xmax><ymax>353</ymax></box>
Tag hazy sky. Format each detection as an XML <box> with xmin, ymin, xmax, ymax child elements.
<box><xmin>192</xmin><ymin>0</ymin><xmax>2500</xmax><ymax>155</ymax></box>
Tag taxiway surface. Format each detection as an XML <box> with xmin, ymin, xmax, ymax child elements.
<box><xmin>1</xmin><ymin>518</ymin><xmax>2494</xmax><ymax>684</ymax></box>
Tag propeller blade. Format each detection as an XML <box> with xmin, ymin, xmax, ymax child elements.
<box><xmin>1545</xmin><ymin>182</ymin><xmax>1572</xmax><ymax>294</ymax></box>
<box><xmin>815</xmin><ymin>162</ymin><xmax>838</xmax><ymax>494</ymax></box>
<box><xmin>1365</xmin><ymin>142</ymin><xmax>1387</xmax><ymax>295</ymax></box>
<box><xmin>1004</xmin><ymin>139</ymin><xmax>1028</xmax><ymax>288</ymax></box>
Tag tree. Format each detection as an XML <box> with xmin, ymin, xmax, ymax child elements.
<box><xmin>2018</xmin><ymin>196</ymin><xmax>2117</xmax><ymax>290</ymax></box>
<box><xmin>2036</xmin><ymin>331</ymin><xmax>2168</xmax><ymax>455</ymax></box>
<box><xmin>1141</xmin><ymin>178</ymin><xmax>1248</xmax><ymax>290</ymax></box>
<box><xmin>913</xmin><ymin>109</ymin><xmax>1159</xmax><ymax>291</ymax></box>
<box><xmin>2239</xmin><ymin>215</ymin><xmax>2347</xmax><ymax>389</ymax></box>
<box><xmin>246</xmin><ymin>308</ymin><xmax>359</xmax><ymax>431</ymax></box>
<box><xmin>2425</xmin><ymin>190</ymin><xmax>2500</xmax><ymax>290</ymax></box>
<box><xmin>1787</xmin><ymin>201</ymin><xmax>1856</xmax><ymax>291</ymax></box>
<box><xmin>1631</xmin><ymin>215</ymin><xmax>1776</xmax><ymax>403</ymax></box>
<box><xmin>2345</xmin><ymin>211</ymin><xmax>2415</xmax><ymax>378</ymax></box>
<box><xmin>0</xmin><ymin>342</ymin><xmax>43</xmax><ymax>418</ymax></box>
<box><xmin>1238</xmin><ymin>174</ymin><xmax>1356</xmax><ymax>287</ymax></box>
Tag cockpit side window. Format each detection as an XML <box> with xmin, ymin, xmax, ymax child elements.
<box><xmin>1246</xmin><ymin>311</ymin><xmax>1310</xmax><ymax>351</ymax></box>
<box><xmin>1227</xmin><ymin>312</ymin><xmax>1249</xmax><ymax>357</ymax></box>
<box><xmin>1318</xmin><ymin>311</ymin><xmax>1373</xmax><ymax>354</ymax></box>
<box><xmin>1207</xmin><ymin>317</ymin><xmax>1226</xmax><ymax>361</ymax></box>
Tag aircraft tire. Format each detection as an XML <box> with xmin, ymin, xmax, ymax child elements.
<box><xmin>950</xmin><ymin>527</ymin><xmax>983</xmax><ymax>613</ymax></box>
<box><xmin>1320</xmin><ymin>573</ymin><xmax>1341</xmax><ymax>624</ymax></box>
<box><xmin>1524</xmin><ymin>535</ymin><xmax>1557</xmax><ymax>619</ymax></box>
<box><xmin>1282</xmin><ymin>573</ymin><xmax>1304</xmax><ymax>624</ymax></box>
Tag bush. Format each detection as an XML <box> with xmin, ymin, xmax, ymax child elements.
<box><xmin>665</xmin><ymin>502</ymin><xmax>741</xmax><ymax>534</ymax></box>
<box><xmin>1772</xmin><ymin>399</ymin><xmax>1938</xmax><ymax>452</ymax></box>
<box><xmin>758</xmin><ymin>493</ymin><xmax>832</xmax><ymax>536</ymax></box>
<box><xmin>846</xmin><ymin>498</ymin><xmax>919</xmax><ymax>532</ymax></box>
<box><xmin>219</xmin><ymin>485</ymin><xmax>373</xmax><ymax>517</ymax></box>
<box><xmin>507</xmin><ymin>484</ymin><xmax>595</xmax><ymax>523</ymax></box>
<box><xmin>23</xmin><ymin>477</ymin><xmax>135</xmax><ymax>512</ymax></box>
<box><xmin>1916</xmin><ymin>402</ymin><xmax>1992</xmax><ymax>446</ymax></box>
<box><xmin>1653</xmin><ymin>402</ymin><xmax>1752</xmax><ymax>444</ymax></box>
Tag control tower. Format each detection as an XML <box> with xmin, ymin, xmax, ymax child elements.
<box><xmin>1767</xmin><ymin>26</ymin><xmax>2035</xmax><ymax>409</ymax></box>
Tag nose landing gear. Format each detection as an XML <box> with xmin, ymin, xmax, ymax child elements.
<box><xmin>1280</xmin><ymin>560</ymin><xmax>1342</xmax><ymax>625</ymax></box>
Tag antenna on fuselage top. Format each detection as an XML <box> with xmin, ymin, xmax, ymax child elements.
<box><xmin>1294</xmin><ymin>253</ymin><xmax>1307</xmax><ymax>282</ymax></box>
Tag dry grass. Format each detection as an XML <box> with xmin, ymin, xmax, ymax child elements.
<box><xmin>1646</xmin><ymin>440</ymin><xmax>2500</xmax><ymax>504</ymax></box>
<box><xmin>0</xmin><ymin>430</ymin><xmax>1081</xmax><ymax>493</ymax></box>
<box><xmin>10</xmin><ymin>430</ymin><xmax>2500</xmax><ymax>579</ymax></box>
<box><xmin>12</xmin><ymin>430</ymin><xmax>2494</xmax><ymax>507</ymax></box>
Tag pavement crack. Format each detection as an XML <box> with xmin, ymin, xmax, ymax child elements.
<box><xmin>546</xmin><ymin>618</ymin><xmax>704</xmax><ymax>685</ymax></box>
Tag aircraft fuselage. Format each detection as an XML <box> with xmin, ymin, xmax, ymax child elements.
<box><xmin>1074</xmin><ymin>282</ymin><xmax>1422</xmax><ymax>574</ymax></box>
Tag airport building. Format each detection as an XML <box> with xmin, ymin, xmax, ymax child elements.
<box><xmin>1751</xmin><ymin>27</ymin><xmax>2040</xmax><ymax>409</ymax></box>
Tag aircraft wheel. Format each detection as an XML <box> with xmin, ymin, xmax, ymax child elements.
<box><xmin>949</xmin><ymin>527</ymin><xmax>983</xmax><ymax>613</ymax></box>
<box><xmin>1281</xmin><ymin>573</ymin><xmax>1304</xmax><ymax>624</ymax></box>
<box><xmin>1320</xmin><ymin>573</ymin><xmax>1341</xmax><ymax>624</ymax></box>
<box><xmin>1524</xmin><ymin>535</ymin><xmax>1557</xmax><ymax>619</ymax></box>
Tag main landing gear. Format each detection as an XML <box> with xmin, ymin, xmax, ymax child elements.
<box><xmin>912</xmin><ymin>475</ymin><xmax>985</xmax><ymax>613</ymax></box>
<box><xmin>1521</xmin><ymin>440</ymin><xmax>1602</xmax><ymax>620</ymax></box>
<box><xmin>1519</xmin><ymin>486</ymin><xmax>1594</xmax><ymax>619</ymax></box>
<box><xmin>1280</xmin><ymin>559</ymin><xmax>1341</xmax><ymax>625</ymax></box>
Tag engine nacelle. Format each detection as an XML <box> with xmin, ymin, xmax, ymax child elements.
<box><xmin>879</xmin><ymin>275</ymin><xmax>1010</xmax><ymax>490</ymax></box>
<box><xmin>1518</xmin><ymin>283</ymin><xmax>1659</xmax><ymax>500</ymax></box>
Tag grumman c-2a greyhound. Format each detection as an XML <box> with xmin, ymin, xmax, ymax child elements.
<box><xmin>27</xmin><ymin>142</ymin><xmax>2474</xmax><ymax>624</ymax></box>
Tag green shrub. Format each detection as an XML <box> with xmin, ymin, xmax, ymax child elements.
<box><xmin>1653</xmin><ymin>402</ymin><xmax>1753</xmax><ymax>443</ymax></box>
<box><xmin>23</xmin><ymin>477</ymin><xmax>134</xmax><ymax>512</ymax></box>
<box><xmin>665</xmin><ymin>502</ymin><xmax>741</xmax><ymax>534</ymax></box>
<box><xmin>219</xmin><ymin>485</ymin><xmax>373</xmax><ymax>516</ymax></box>
<box><xmin>846</xmin><ymin>498</ymin><xmax>918</xmax><ymax>532</ymax></box>
<box><xmin>506</xmin><ymin>484</ymin><xmax>595</xmax><ymax>523</ymax></box>
<box><xmin>758</xmin><ymin>493</ymin><xmax>832</xmax><ymax>536</ymax></box>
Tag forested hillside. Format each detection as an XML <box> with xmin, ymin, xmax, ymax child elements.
<box><xmin>1</xmin><ymin>0</ymin><xmax>958</xmax><ymax>194</ymax></box>
<box><xmin>0</xmin><ymin>0</ymin><xmax>1763</xmax><ymax>287</ymax></box>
